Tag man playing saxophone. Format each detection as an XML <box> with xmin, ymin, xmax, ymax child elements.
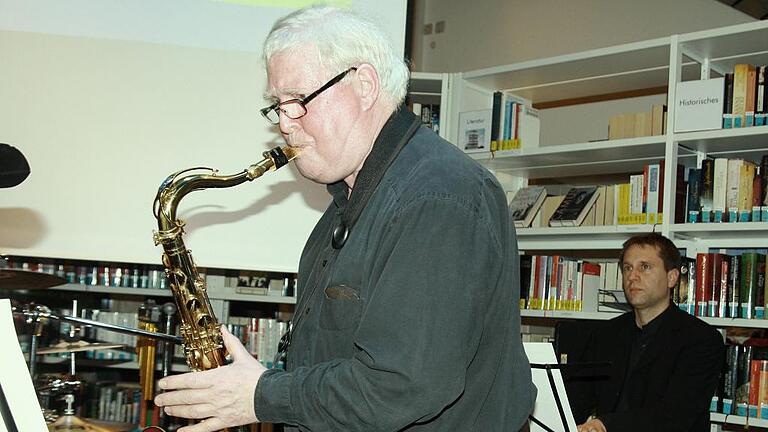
<box><xmin>154</xmin><ymin>5</ymin><xmax>535</xmax><ymax>432</ymax></box>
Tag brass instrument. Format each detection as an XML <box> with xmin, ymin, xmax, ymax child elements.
<box><xmin>151</xmin><ymin>146</ymin><xmax>298</xmax><ymax>430</ymax></box>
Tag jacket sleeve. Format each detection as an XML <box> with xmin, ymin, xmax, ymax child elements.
<box><xmin>600</xmin><ymin>324</ymin><xmax>725</xmax><ymax>432</ymax></box>
<box><xmin>254</xmin><ymin>193</ymin><xmax>506</xmax><ymax>431</ymax></box>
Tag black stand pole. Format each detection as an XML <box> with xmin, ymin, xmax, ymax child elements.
<box><xmin>530</xmin><ymin>363</ymin><xmax>571</xmax><ymax>432</ymax></box>
<box><xmin>0</xmin><ymin>382</ymin><xmax>19</xmax><ymax>432</ymax></box>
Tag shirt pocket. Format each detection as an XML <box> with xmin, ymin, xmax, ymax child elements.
<box><xmin>319</xmin><ymin>284</ymin><xmax>362</xmax><ymax>330</ymax></box>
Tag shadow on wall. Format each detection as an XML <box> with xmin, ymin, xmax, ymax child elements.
<box><xmin>0</xmin><ymin>208</ymin><xmax>46</xmax><ymax>248</ymax></box>
<box><xmin>181</xmin><ymin>178</ymin><xmax>328</xmax><ymax>234</ymax></box>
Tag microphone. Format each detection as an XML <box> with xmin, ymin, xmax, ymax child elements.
<box><xmin>0</xmin><ymin>144</ymin><xmax>30</xmax><ymax>188</ymax></box>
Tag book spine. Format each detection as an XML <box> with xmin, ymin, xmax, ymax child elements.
<box><xmin>733</xmin><ymin>64</ymin><xmax>749</xmax><ymax>128</ymax></box>
<box><xmin>729</xmin><ymin>254</ymin><xmax>742</xmax><ymax>318</ymax></box>
<box><xmin>718</xmin><ymin>255</ymin><xmax>729</xmax><ymax>318</ymax></box>
<box><xmin>757</xmin><ymin>66</ymin><xmax>767</xmax><ymax>126</ymax></box>
<box><xmin>724</xmin><ymin>73</ymin><xmax>734</xmax><ymax>128</ymax></box>
<box><xmin>696</xmin><ymin>253</ymin><xmax>712</xmax><ymax>316</ymax></box>
<box><xmin>687</xmin><ymin>168</ymin><xmax>701</xmax><ymax>223</ymax></box>
<box><xmin>741</xmin><ymin>253</ymin><xmax>758</xmax><ymax>319</ymax></box>
<box><xmin>711</xmin><ymin>253</ymin><xmax>724</xmax><ymax>318</ymax></box>
<box><xmin>762</xmin><ymin>155</ymin><xmax>768</xmax><ymax>221</ymax></box>
<box><xmin>737</xmin><ymin>345</ymin><xmax>754</xmax><ymax>416</ymax></box>
<box><xmin>700</xmin><ymin>159</ymin><xmax>714</xmax><ymax>222</ymax></box>
<box><xmin>490</xmin><ymin>91</ymin><xmax>502</xmax><ymax>151</ymax></box>
<box><xmin>713</xmin><ymin>158</ymin><xmax>729</xmax><ymax>222</ymax></box>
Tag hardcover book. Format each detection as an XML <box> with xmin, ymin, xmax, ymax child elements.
<box><xmin>508</xmin><ymin>186</ymin><xmax>547</xmax><ymax>228</ymax></box>
<box><xmin>549</xmin><ymin>187</ymin><xmax>599</xmax><ymax>227</ymax></box>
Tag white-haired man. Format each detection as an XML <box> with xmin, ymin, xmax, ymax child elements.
<box><xmin>155</xmin><ymin>5</ymin><xmax>535</xmax><ymax>431</ymax></box>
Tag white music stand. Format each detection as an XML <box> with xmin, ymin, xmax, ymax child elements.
<box><xmin>524</xmin><ymin>342</ymin><xmax>578</xmax><ymax>432</ymax></box>
<box><xmin>0</xmin><ymin>299</ymin><xmax>48</xmax><ymax>432</ymax></box>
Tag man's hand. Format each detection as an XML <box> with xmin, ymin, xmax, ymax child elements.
<box><xmin>577</xmin><ymin>418</ymin><xmax>607</xmax><ymax>432</ymax></box>
<box><xmin>154</xmin><ymin>325</ymin><xmax>268</xmax><ymax>432</ymax></box>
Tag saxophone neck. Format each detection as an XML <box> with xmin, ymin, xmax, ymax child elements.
<box><xmin>153</xmin><ymin>146</ymin><xmax>299</xmax><ymax>229</ymax></box>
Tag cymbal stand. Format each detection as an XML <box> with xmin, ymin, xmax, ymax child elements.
<box><xmin>24</xmin><ymin>304</ymin><xmax>50</xmax><ymax>382</ymax></box>
<box><xmin>68</xmin><ymin>299</ymin><xmax>79</xmax><ymax>376</ymax></box>
<box><xmin>158</xmin><ymin>302</ymin><xmax>177</xmax><ymax>429</ymax></box>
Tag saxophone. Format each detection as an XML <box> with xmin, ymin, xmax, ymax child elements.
<box><xmin>150</xmin><ymin>146</ymin><xmax>298</xmax><ymax>429</ymax></box>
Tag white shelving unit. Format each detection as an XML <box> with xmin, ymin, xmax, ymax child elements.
<box><xmin>441</xmin><ymin>19</ymin><xmax>768</xmax><ymax>430</ymax></box>
<box><xmin>443</xmin><ymin>19</ymin><xmax>768</xmax><ymax>278</ymax></box>
<box><xmin>409</xmin><ymin>71</ymin><xmax>453</xmax><ymax>140</ymax></box>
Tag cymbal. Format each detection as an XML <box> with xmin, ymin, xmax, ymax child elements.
<box><xmin>38</xmin><ymin>341</ymin><xmax>125</xmax><ymax>355</ymax></box>
<box><xmin>48</xmin><ymin>414</ymin><xmax>118</xmax><ymax>432</ymax></box>
<box><xmin>0</xmin><ymin>269</ymin><xmax>67</xmax><ymax>290</ymax></box>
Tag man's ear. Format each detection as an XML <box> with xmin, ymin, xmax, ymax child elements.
<box><xmin>353</xmin><ymin>63</ymin><xmax>380</xmax><ymax>111</ymax></box>
<box><xmin>667</xmin><ymin>268</ymin><xmax>680</xmax><ymax>289</ymax></box>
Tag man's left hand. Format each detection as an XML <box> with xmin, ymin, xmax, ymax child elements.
<box><xmin>577</xmin><ymin>418</ymin><xmax>607</xmax><ymax>432</ymax></box>
<box><xmin>154</xmin><ymin>325</ymin><xmax>267</xmax><ymax>432</ymax></box>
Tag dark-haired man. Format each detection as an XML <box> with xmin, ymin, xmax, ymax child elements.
<box><xmin>573</xmin><ymin>233</ymin><xmax>724</xmax><ymax>432</ymax></box>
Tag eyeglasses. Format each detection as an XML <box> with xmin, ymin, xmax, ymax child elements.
<box><xmin>260</xmin><ymin>67</ymin><xmax>358</xmax><ymax>125</ymax></box>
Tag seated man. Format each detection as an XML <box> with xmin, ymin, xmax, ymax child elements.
<box><xmin>570</xmin><ymin>233</ymin><xmax>724</xmax><ymax>432</ymax></box>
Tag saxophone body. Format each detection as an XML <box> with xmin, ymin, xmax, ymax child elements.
<box><xmin>150</xmin><ymin>146</ymin><xmax>298</xmax><ymax>429</ymax></box>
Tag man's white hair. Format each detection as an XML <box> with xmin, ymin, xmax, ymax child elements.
<box><xmin>263</xmin><ymin>5</ymin><xmax>410</xmax><ymax>109</ymax></box>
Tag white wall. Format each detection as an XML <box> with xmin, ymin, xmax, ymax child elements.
<box><xmin>0</xmin><ymin>0</ymin><xmax>407</xmax><ymax>273</ymax></box>
<box><xmin>413</xmin><ymin>0</ymin><xmax>754</xmax><ymax>73</ymax></box>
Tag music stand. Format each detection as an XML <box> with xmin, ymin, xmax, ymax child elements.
<box><xmin>524</xmin><ymin>342</ymin><xmax>577</xmax><ymax>432</ymax></box>
<box><xmin>0</xmin><ymin>299</ymin><xmax>48</xmax><ymax>431</ymax></box>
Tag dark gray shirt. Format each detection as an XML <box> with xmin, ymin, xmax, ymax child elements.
<box><xmin>255</xmin><ymin>109</ymin><xmax>535</xmax><ymax>431</ymax></box>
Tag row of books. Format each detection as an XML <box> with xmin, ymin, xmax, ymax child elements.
<box><xmin>229</xmin><ymin>315</ymin><xmax>288</xmax><ymax>369</ymax></box>
<box><xmin>7</xmin><ymin>260</ymin><xmax>169</xmax><ymax>290</ymax></box>
<box><xmin>723</xmin><ymin>64</ymin><xmax>768</xmax><ymax>128</ymax></box>
<box><xmin>715</xmin><ymin>342</ymin><xmax>768</xmax><ymax>417</ymax></box>
<box><xmin>676</xmin><ymin>250</ymin><xmax>767</xmax><ymax>319</ymax></box>
<box><xmin>686</xmin><ymin>155</ymin><xmax>768</xmax><ymax>223</ymax></box>
<box><xmin>607</xmin><ymin>104</ymin><xmax>667</xmax><ymax>140</ymax></box>
<box><xmin>509</xmin><ymin>162</ymin><xmax>681</xmax><ymax>228</ymax></box>
<box><xmin>5</xmin><ymin>256</ymin><xmax>298</xmax><ymax>297</ymax></box>
<box><xmin>85</xmin><ymin>382</ymin><xmax>142</xmax><ymax>424</ymax></box>
<box><xmin>490</xmin><ymin>91</ymin><xmax>540</xmax><ymax>151</ymax></box>
<box><xmin>520</xmin><ymin>255</ymin><xmax>628</xmax><ymax>312</ymax></box>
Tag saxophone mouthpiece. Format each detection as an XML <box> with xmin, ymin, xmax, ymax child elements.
<box><xmin>280</xmin><ymin>146</ymin><xmax>300</xmax><ymax>162</ymax></box>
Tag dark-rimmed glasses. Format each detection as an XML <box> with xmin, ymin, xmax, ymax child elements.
<box><xmin>260</xmin><ymin>67</ymin><xmax>358</xmax><ymax>125</ymax></box>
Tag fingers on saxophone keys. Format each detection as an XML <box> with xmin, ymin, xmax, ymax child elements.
<box><xmin>159</xmin><ymin>371</ymin><xmax>211</xmax><ymax>391</ymax></box>
<box><xmin>162</xmin><ymin>402</ymin><xmax>216</xmax><ymax>420</ymax></box>
<box><xmin>155</xmin><ymin>389</ymin><xmax>209</xmax><ymax>408</ymax></box>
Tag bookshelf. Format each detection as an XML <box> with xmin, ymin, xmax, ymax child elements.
<box><xmin>408</xmin><ymin>71</ymin><xmax>453</xmax><ymax>139</ymax></box>
<box><xmin>440</xmin><ymin>20</ymin><xmax>768</xmax><ymax>430</ymax></box>
<box><xmin>440</xmin><ymin>19</ymin><xmax>768</xmax><ymax>317</ymax></box>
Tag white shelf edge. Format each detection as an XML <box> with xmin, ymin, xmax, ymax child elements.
<box><xmin>678</xmin><ymin>21</ymin><xmax>768</xmax><ymax>43</ymax></box>
<box><xmin>670</xmin><ymin>222</ymin><xmax>768</xmax><ymax>233</ymax></box>
<box><xmin>517</xmin><ymin>225</ymin><xmax>656</xmax><ymax>237</ymax></box>
<box><xmin>463</xmin><ymin>37</ymin><xmax>671</xmax><ymax>80</ymax></box>
<box><xmin>49</xmin><ymin>284</ymin><xmax>297</xmax><ymax>305</ymax></box>
<box><xmin>674</xmin><ymin>125</ymin><xmax>768</xmax><ymax>143</ymax></box>
<box><xmin>712</xmin><ymin>413</ymin><xmax>768</xmax><ymax>428</ymax></box>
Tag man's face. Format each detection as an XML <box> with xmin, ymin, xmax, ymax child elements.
<box><xmin>621</xmin><ymin>244</ymin><xmax>678</xmax><ymax>314</ymax></box>
<box><xmin>266</xmin><ymin>47</ymin><xmax>367</xmax><ymax>186</ymax></box>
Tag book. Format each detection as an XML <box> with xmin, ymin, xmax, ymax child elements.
<box><xmin>729</xmin><ymin>254</ymin><xmax>742</xmax><ymax>318</ymax></box>
<box><xmin>762</xmin><ymin>156</ymin><xmax>768</xmax><ymax>221</ymax></box>
<box><xmin>508</xmin><ymin>186</ymin><xmax>547</xmax><ymax>228</ymax></box>
<box><xmin>700</xmin><ymin>159</ymin><xmax>714</xmax><ymax>222</ymax></box>
<box><xmin>687</xmin><ymin>168</ymin><xmax>701</xmax><ymax>223</ymax></box>
<box><xmin>549</xmin><ymin>187</ymin><xmax>600</xmax><ymax>227</ymax></box>
<box><xmin>757</xmin><ymin>66</ymin><xmax>767</xmax><ymax>126</ymax></box>
<box><xmin>713</xmin><ymin>158</ymin><xmax>729</xmax><ymax>222</ymax></box>
<box><xmin>696</xmin><ymin>253</ymin><xmax>713</xmax><ymax>317</ymax></box>
<box><xmin>724</xmin><ymin>73</ymin><xmax>734</xmax><ymax>128</ymax></box>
